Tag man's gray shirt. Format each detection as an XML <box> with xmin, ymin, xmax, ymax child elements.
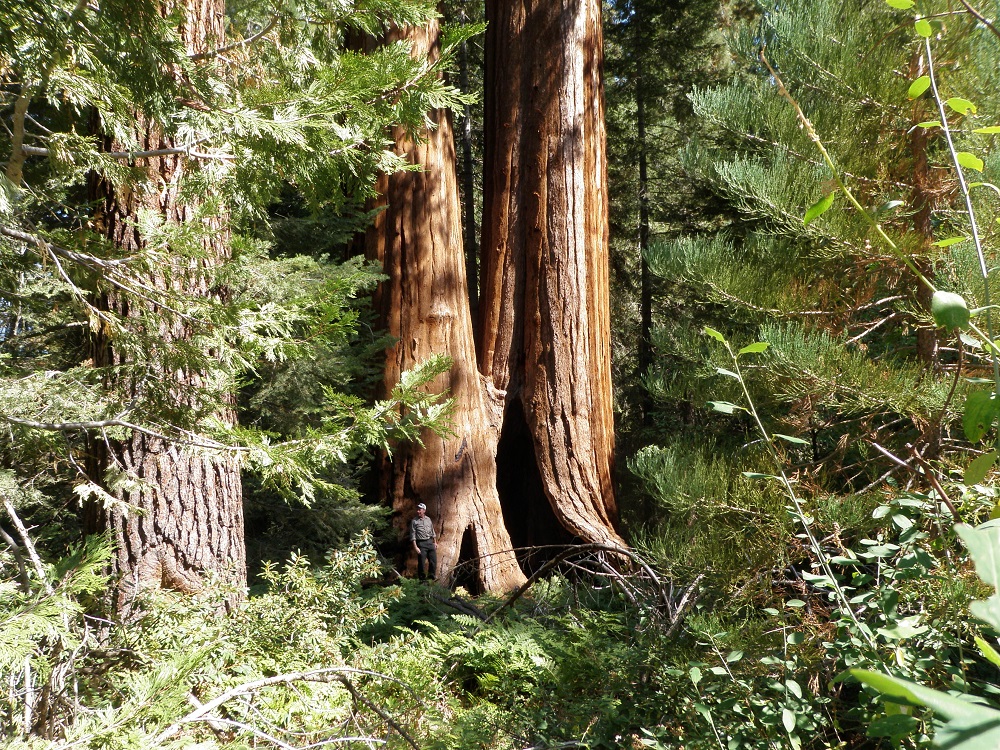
<box><xmin>410</xmin><ymin>516</ymin><xmax>435</xmax><ymax>544</ymax></box>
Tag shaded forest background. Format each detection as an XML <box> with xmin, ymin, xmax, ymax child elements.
<box><xmin>4</xmin><ymin>0</ymin><xmax>1000</xmax><ymax>747</ymax></box>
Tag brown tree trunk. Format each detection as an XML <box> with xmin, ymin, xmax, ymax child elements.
<box><xmin>480</xmin><ymin>0</ymin><xmax>623</xmax><ymax>550</ymax></box>
<box><xmin>85</xmin><ymin>0</ymin><xmax>245</xmax><ymax>611</ymax></box>
<box><xmin>366</xmin><ymin>19</ymin><xmax>525</xmax><ymax>591</ymax></box>
<box><xmin>458</xmin><ymin>15</ymin><xmax>480</xmax><ymax>319</ymax></box>
<box><xmin>637</xmin><ymin>65</ymin><xmax>653</xmax><ymax>425</ymax></box>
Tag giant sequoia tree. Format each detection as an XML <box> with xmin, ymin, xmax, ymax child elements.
<box><xmin>371</xmin><ymin>0</ymin><xmax>622</xmax><ymax>589</ymax></box>
<box><xmin>480</xmin><ymin>0</ymin><xmax>622</xmax><ymax>551</ymax></box>
<box><xmin>365</xmin><ymin>18</ymin><xmax>525</xmax><ymax>591</ymax></box>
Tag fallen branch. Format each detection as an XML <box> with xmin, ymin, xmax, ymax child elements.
<box><xmin>152</xmin><ymin>667</ymin><xmax>420</xmax><ymax>747</ymax></box>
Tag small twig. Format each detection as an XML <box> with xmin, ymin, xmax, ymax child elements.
<box><xmin>666</xmin><ymin>573</ymin><xmax>705</xmax><ymax>638</ymax></box>
<box><xmin>955</xmin><ymin>0</ymin><xmax>1000</xmax><ymax>45</ymax></box>
<box><xmin>868</xmin><ymin>441</ymin><xmax>912</xmax><ymax>470</ymax></box>
<box><xmin>908</xmin><ymin>445</ymin><xmax>962</xmax><ymax>523</ymax></box>
<box><xmin>190</xmin><ymin>14</ymin><xmax>280</xmax><ymax>61</ymax></box>
<box><xmin>153</xmin><ymin>668</ymin><xmax>419</xmax><ymax>746</ymax></box>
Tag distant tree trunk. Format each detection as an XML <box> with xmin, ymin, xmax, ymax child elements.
<box><xmin>85</xmin><ymin>0</ymin><xmax>245</xmax><ymax>611</ymax></box>
<box><xmin>366</xmin><ymin>18</ymin><xmax>525</xmax><ymax>591</ymax></box>
<box><xmin>481</xmin><ymin>0</ymin><xmax>623</xmax><ymax>551</ymax></box>
<box><xmin>636</xmin><ymin>66</ymin><xmax>653</xmax><ymax>424</ymax></box>
<box><xmin>457</xmin><ymin>13</ymin><xmax>480</xmax><ymax>318</ymax></box>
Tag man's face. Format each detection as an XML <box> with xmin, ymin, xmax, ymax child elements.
<box><xmin>416</xmin><ymin>507</ymin><xmax>425</xmax><ymax>517</ymax></box>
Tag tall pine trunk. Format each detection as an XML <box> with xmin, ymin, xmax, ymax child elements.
<box><xmin>86</xmin><ymin>0</ymin><xmax>245</xmax><ymax>611</ymax></box>
<box><xmin>366</xmin><ymin>19</ymin><xmax>525</xmax><ymax>591</ymax></box>
<box><xmin>480</xmin><ymin>0</ymin><xmax>623</xmax><ymax>551</ymax></box>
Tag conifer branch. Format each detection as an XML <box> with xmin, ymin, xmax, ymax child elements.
<box><xmin>758</xmin><ymin>48</ymin><xmax>937</xmax><ymax>296</ymax></box>
<box><xmin>0</xmin><ymin>523</ymin><xmax>31</xmax><ymax>593</ymax></box>
<box><xmin>1</xmin><ymin>496</ymin><xmax>51</xmax><ymax>594</ymax></box>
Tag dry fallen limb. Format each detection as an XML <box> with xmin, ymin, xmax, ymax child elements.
<box><xmin>483</xmin><ymin>543</ymin><xmax>693</xmax><ymax>630</ymax></box>
<box><xmin>152</xmin><ymin>667</ymin><xmax>421</xmax><ymax>748</ymax></box>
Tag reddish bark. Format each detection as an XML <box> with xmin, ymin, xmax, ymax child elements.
<box><xmin>480</xmin><ymin>0</ymin><xmax>623</xmax><ymax>548</ymax></box>
<box><xmin>366</xmin><ymin>20</ymin><xmax>525</xmax><ymax>591</ymax></box>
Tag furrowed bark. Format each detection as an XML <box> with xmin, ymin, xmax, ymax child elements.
<box><xmin>85</xmin><ymin>0</ymin><xmax>245</xmax><ymax>611</ymax></box>
<box><xmin>367</xmin><ymin>19</ymin><xmax>525</xmax><ymax>592</ymax></box>
<box><xmin>481</xmin><ymin>0</ymin><xmax>623</xmax><ymax>549</ymax></box>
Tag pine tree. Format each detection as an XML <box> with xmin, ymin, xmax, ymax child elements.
<box><xmin>635</xmin><ymin>0</ymin><xmax>1000</xmax><ymax>579</ymax></box>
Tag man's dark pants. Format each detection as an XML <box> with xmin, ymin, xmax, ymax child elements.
<box><xmin>417</xmin><ymin>542</ymin><xmax>437</xmax><ymax>580</ymax></box>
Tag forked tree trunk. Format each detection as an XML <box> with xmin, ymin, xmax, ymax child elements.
<box><xmin>86</xmin><ymin>0</ymin><xmax>245</xmax><ymax>611</ymax></box>
<box><xmin>366</xmin><ymin>19</ymin><xmax>525</xmax><ymax>591</ymax></box>
<box><xmin>480</xmin><ymin>0</ymin><xmax>623</xmax><ymax>549</ymax></box>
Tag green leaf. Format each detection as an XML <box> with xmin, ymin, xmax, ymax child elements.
<box><xmin>868</xmin><ymin>714</ymin><xmax>921</xmax><ymax>741</ymax></box>
<box><xmin>716</xmin><ymin>367</ymin><xmax>740</xmax><ymax>379</ymax></box>
<box><xmin>964</xmin><ymin>390</ymin><xmax>1000</xmax><ymax>443</ymax></box>
<box><xmin>707</xmin><ymin>401</ymin><xmax>745</xmax><ymax>414</ymax></box>
<box><xmin>956</xmin><ymin>523</ymin><xmax>1000</xmax><ymax>590</ymax></box>
<box><xmin>786</xmin><ymin>679</ymin><xmax>803</xmax><ymax>699</ymax></box>
<box><xmin>743</xmin><ymin>472</ymin><xmax>781</xmax><ymax>480</ymax></box>
<box><xmin>786</xmin><ymin>599</ymin><xmax>806</xmax><ymax>608</ymax></box>
<box><xmin>773</xmin><ymin>433</ymin><xmax>809</xmax><ymax>445</ymax></box>
<box><xmin>914</xmin><ymin>18</ymin><xmax>933</xmax><ymax>37</ymax></box>
<box><xmin>704</xmin><ymin>326</ymin><xmax>726</xmax><ymax>342</ymax></box>
<box><xmin>891</xmin><ymin>513</ymin><xmax>913</xmax><ymax>530</ymax></box>
<box><xmin>974</xmin><ymin>126</ymin><xmax>1000</xmax><ymax>134</ymax></box>
<box><xmin>782</xmin><ymin>708</ymin><xmax>796</xmax><ymax>733</ymax></box>
<box><xmin>804</xmin><ymin>192</ymin><xmax>835</xmax><ymax>225</ymax></box>
<box><xmin>976</xmin><ymin>636</ymin><xmax>1000</xmax><ymax>669</ymax></box>
<box><xmin>932</xmin><ymin>236</ymin><xmax>968</xmax><ymax>247</ymax></box>
<box><xmin>726</xmin><ymin>650</ymin><xmax>744</xmax><ymax>662</ymax></box>
<box><xmin>958</xmin><ymin>152</ymin><xmax>986</xmax><ymax>172</ymax></box>
<box><xmin>738</xmin><ymin>341</ymin><xmax>770</xmax><ymax>355</ymax></box>
<box><xmin>965</xmin><ymin>451</ymin><xmax>999</xmax><ymax>485</ymax></box>
<box><xmin>915</xmin><ymin>120</ymin><xmax>942</xmax><ymax>128</ymax></box>
<box><xmin>689</xmin><ymin>666</ymin><xmax>703</xmax><ymax>686</ymax></box>
<box><xmin>948</xmin><ymin>98</ymin><xmax>978</xmax><ymax>115</ymax></box>
<box><xmin>877</xmin><ymin>199</ymin><xmax>906</xmax><ymax>212</ymax></box>
<box><xmin>907</xmin><ymin>75</ymin><xmax>930</xmax><ymax>98</ymax></box>
<box><xmin>970</xmin><ymin>182</ymin><xmax>1000</xmax><ymax>197</ymax></box>
<box><xmin>787</xmin><ymin>631</ymin><xmax>805</xmax><ymax>646</ymax></box>
<box><xmin>876</xmin><ymin>615</ymin><xmax>928</xmax><ymax>640</ymax></box>
<box><xmin>851</xmin><ymin>669</ymin><xmax>1000</xmax><ymax>720</ymax></box>
<box><xmin>931</xmin><ymin>290</ymin><xmax>971</xmax><ymax>329</ymax></box>
<box><xmin>886</xmin><ymin>0</ymin><xmax>915</xmax><ymax>6</ymax></box>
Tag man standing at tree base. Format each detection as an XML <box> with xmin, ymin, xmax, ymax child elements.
<box><xmin>410</xmin><ymin>503</ymin><xmax>437</xmax><ymax>580</ymax></box>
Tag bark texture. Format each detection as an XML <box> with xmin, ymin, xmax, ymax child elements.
<box><xmin>367</xmin><ymin>20</ymin><xmax>525</xmax><ymax>591</ymax></box>
<box><xmin>86</xmin><ymin>0</ymin><xmax>245</xmax><ymax>610</ymax></box>
<box><xmin>481</xmin><ymin>0</ymin><xmax>623</xmax><ymax>548</ymax></box>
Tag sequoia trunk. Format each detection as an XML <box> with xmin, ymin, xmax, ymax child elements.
<box><xmin>367</xmin><ymin>19</ymin><xmax>525</xmax><ymax>591</ymax></box>
<box><xmin>86</xmin><ymin>0</ymin><xmax>245</xmax><ymax>610</ymax></box>
<box><xmin>480</xmin><ymin>0</ymin><xmax>623</xmax><ymax>549</ymax></box>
